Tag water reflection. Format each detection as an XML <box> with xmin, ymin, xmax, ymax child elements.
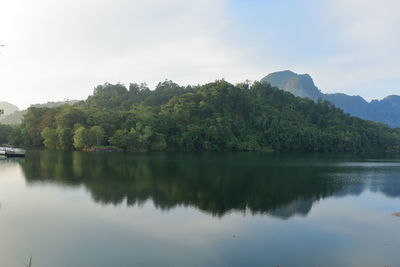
<box><xmin>18</xmin><ymin>151</ymin><xmax>400</xmax><ymax>218</ymax></box>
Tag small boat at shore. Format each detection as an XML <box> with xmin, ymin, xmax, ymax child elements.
<box><xmin>0</xmin><ymin>147</ymin><xmax>26</xmax><ymax>157</ymax></box>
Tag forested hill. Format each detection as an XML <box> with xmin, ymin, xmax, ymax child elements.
<box><xmin>3</xmin><ymin>80</ymin><xmax>400</xmax><ymax>153</ymax></box>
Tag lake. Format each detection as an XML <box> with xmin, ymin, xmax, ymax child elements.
<box><xmin>1</xmin><ymin>151</ymin><xmax>400</xmax><ymax>267</ymax></box>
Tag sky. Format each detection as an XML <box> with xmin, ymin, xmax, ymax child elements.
<box><xmin>0</xmin><ymin>0</ymin><xmax>399</xmax><ymax>109</ymax></box>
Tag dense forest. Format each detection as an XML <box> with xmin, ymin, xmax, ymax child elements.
<box><xmin>1</xmin><ymin>80</ymin><xmax>400</xmax><ymax>153</ymax></box>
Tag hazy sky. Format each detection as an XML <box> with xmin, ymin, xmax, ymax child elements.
<box><xmin>1</xmin><ymin>0</ymin><xmax>399</xmax><ymax>109</ymax></box>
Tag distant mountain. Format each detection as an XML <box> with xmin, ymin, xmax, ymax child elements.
<box><xmin>261</xmin><ymin>71</ymin><xmax>400</xmax><ymax>127</ymax></box>
<box><xmin>0</xmin><ymin>101</ymin><xmax>20</xmax><ymax>116</ymax></box>
<box><xmin>0</xmin><ymin>110</ymin><xmax>25</xmax><ymax>125</ymax></box>
<box><xmin>261</xmin><ymin>70</ymin><xmax>323</xmax><ymax>100</ymax></box>
<box><xmin>0</xmin><ymin>100</ymin><xmax>79</xmax><ymax>125</ymax></box>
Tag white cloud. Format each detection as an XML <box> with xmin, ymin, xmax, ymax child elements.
<box><xmin>0</xmin><ymin>0</ymin><xmax>256</xmax><ymax>108</ymax></box>
<box><xmin>1</xmin><ymin>0</ymin><xmax>400</xmax><ymax>107</ymax></box>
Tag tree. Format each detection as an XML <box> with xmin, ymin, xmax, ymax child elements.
<box><xmin>56</xmin><ymin>127</ymin><xmax>72</xmax><ymax>150</ymax></box>
<box><xmin>73</xmin><ymin>125</ymin><xmax>90</xmax><ymax>150</ymax></box>
<box><xmin>0</xmin><ymin>124</ymin><xmax>12</xmax><ymax>145</ymax></box>
<box><xmin>127</xmin><ymin>122</ymin><xmax>154</xmax><ymax>151</ymax></box>
<box><xmin>55</xmin><ymin>107</ymin><xmax>87</xmax><ymax>128</ymax></box>
<box><xmin>41</xmin><ymin>127</ymin><xmax>58</xmax><ymax>149</ymax></box>
<box><xmin>88</xmin><ymin>126</ymin><xmax>105</xmax><ymax>146</ymax></box>
<box><xmin>109</xmin><ymin>129</ymin><xmax>130</xmax><ymax>150</ymax></box>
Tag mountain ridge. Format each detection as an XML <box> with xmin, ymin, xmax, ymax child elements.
<box><xmin>261</xmin><ymin>71</ymin><xmax>400</xmax><ymax>127</ymax></box>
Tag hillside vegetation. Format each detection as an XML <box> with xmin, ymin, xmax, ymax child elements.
<box><xmin>2</xmin><ymin>80</ymin><xmax>400</xmax><ymax>152</ymax></box>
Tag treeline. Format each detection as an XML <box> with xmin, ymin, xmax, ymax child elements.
<box><xmin>2</xmin><ymin>80</ymin><xmax>400</xmax><ymax>152</ymax></box>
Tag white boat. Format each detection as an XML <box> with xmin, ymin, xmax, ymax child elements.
<box><xmin>0</xmin><ymin>147</ymin><xmax>26</xmax><ymax>157</ymax></box>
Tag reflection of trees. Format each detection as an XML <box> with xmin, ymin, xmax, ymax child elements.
<box><xmin>20</xmin><ymin>151</ymin><xmax>400</xmax><ymax>218</ymax></box>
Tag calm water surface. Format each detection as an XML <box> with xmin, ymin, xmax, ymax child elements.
<box><xmin>1</xmin><ymin>151</ymin><xmax>400</xmax><ymax>267</ymax></box>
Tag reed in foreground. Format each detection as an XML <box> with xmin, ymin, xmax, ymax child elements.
<box><xmin>24</xmin><ymin>256</ymin><xmax>32</xmax><ymax>267</ymax></box>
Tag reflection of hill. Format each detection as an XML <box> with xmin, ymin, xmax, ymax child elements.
<box><xmin>267</xmin><ymin>198</ymin><xmax>314</xmax><ymax>219</ymax></box>
<box><xmin>20</xmin><ymin>151</ymin><xmax>400</xmax><ymax>218</ymax></box>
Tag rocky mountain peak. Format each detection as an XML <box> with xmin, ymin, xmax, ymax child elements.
<box><xmin>261</xmin><ymin>70</ymin><xmax>322</xmax><ymax>100</ymax></box>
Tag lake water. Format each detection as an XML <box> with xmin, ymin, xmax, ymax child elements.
<box><xmin>1</xmin><ymin>151</ymin><xmax>400</xmax><ymax>267</ymax></box>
